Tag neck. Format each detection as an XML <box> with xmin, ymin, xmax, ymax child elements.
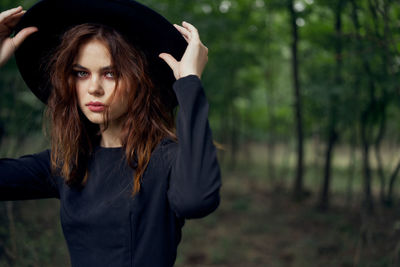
<box><xmin>100</xmin><ymin>122</ymin><xmax>123</xmax><ymax>148</ymax></box>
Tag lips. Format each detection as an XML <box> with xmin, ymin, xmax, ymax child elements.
<box><xmin>86</xmin><ymin>101</ymin><xmax>106</xmax><ymax>112</ymax></box>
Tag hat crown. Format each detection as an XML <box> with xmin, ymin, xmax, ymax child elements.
<box><xmin>15</xmin><ymin>0</ymin><xmax>186</xmax><ymax>104</ymax></box>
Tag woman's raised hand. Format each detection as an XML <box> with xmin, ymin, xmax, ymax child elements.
<box><xmin>0</xmin><ymin>6</ymin><xmax>38</xmax><ymax>67</ymax></box>
<box><xmin>159</xmin><ymin>21</ymin><xmax>208</xmax><ymax>80</ymax></box>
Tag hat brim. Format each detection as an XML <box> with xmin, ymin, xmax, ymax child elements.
<box><xmin>14</xmin><ymin>0</ymin><xmax>187</xmax><ymax>104</ymax></box>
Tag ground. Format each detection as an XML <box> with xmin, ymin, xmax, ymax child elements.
<box><xmin>175</xmin><ymin>167</ymin><xmax>400</xmax><ymax>267</ymax></box>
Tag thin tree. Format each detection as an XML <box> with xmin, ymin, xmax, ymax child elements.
<box><xmin>350</xmin><ymin>0</ymin><xmax>374</xmax><ymax>212</ymax></box>
<box><xmin>288</xmin><ymin>0</ymin><xmax>305</xmax><ymax>200</ymax></box>
<box><xmin>317</xmin><ymin>0</ymin><xmax>344</xmax><ymax>211</ymax></box>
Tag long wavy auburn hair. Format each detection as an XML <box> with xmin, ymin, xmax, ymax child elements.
<box><xmin>45</xmin><ymin>23</ymin><xmax>176</xmax><ymax>196</ymax></box>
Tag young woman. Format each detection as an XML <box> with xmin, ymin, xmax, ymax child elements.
<box><xmin>0</xmin><ymin>0</ymin><xmax>221</xmax><ymax>266</ymax></box>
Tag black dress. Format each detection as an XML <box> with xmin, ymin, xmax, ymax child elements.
<box><xmin>0</xmin><ymin>75</ymin><xmax>221</xmax><ymax>267</ymax></box>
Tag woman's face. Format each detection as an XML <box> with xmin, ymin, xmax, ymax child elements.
<box><xmin>73</xmin><ymin>39</ymin><xmax>128</xmax><ymax>128</ymax></box>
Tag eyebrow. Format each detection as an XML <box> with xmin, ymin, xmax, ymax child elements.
<box><xmin>72</xmin><ymin>63</ymin><xmax>114</xmax><ymax>71</ymax></box>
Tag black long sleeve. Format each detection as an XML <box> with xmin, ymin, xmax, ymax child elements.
<box><xmin>167</xmin><ymin>75</ymin><xmax>221</xmax><ymax>219</ymax></box>
<box><xmin>0</xmin><ymin>75</ymin><xmax>221</xmax><ymax>266</ymax></box>
<box><xmin>0</xmin><ymin>150</ymin><xmax>59</xmax><ymax>200</ymax></box>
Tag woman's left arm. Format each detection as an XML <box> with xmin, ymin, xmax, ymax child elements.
<box><xmin>160</xmin><ymin>22</ymin><xmax>221</xmax><ymax>219</ymax></box>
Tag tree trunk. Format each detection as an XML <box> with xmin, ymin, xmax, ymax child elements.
<box><xmin>346</xmin><ymin>133</ymin><xmax>357</xmax><ymax>207</ymax></box>
<box><xmin>265</xmin><ymin>11</ymin><xmax>277</xmax><ymax>186</ymax></box>
<box><xmin>317</xmin><ymin>0</ymin><xmax>344</xmax><ymax>211</ymax></box>
<box><xmin>367</xmin><ymin>0</ymin><xmax>391</xmax><ymax>206</ymax></box>
<box><xmin>379</xmin><ymin>0</ymin><xmax>400</xmax><ymax>206</ymax></box>
<box><xmin>318</xmin><ymin>130</ymin><xmax>337</xmax><ymax>210</ymax></box>
<box><xmin>350</xmin><ymin>0</ymin><xmax>375</xmax><ymax>213</ymax></box>
<box><xmin>266</xmin><ymin>140</ymin><xmax>276</xmax><ymax>185</ymax></box>
<box><xmin>361</xmin><ymin>119</ymin><xmax>374</xmax><ymax>212</ymax></box>
<box><xmin>288</xmin><ymin>0</ymin><xmax>305</xmax><ymax>201</ymax></box>
<box><xmin>373</xmin><ymin>110</ymin><xmax>387</xmax><ymax>204</ymax></box>
<box><xmin>386</xmin><ymin>159</ymin><xmax>400</xmax><ymax>206</ymax></box>
<box><xmin>229</xmin><ymin>104</ymin><xmax>240</xmax><ymax>168</ymax></box>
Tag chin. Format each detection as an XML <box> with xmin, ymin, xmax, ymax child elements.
<box><xmin>89</xmin><ymin>119</ymin><xmax>105</xmax><ymax>125</ymax></box>
<box><xmin>85</xmin><ymin>114</ymin><xmax>106</xmax><ymax>125</ymax></box>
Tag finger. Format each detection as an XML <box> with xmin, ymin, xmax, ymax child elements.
<box><xmin>7</xmin><ymin>9</ymin><xmax>25</xmax><ymax>19</ymax></box>
<box><xmin>174</xmin><ymin>24</ymin><xmax>190</xmax><ymax>43</ymax></box>
<box><xmin>12</xmin><ymin>26</ymin><xmax>38</xmax><ymax>48</ymax></box>
<box><xmin>4</xmin><ymin>10</ymin><xmax>24</xmax><ymax>22</ymax></box>
<box><xmin>6</xmin><ymin>11</ymin><xmax>26</xmax><ymax>28</ymax></box>
<box><xmin>174</xmin><ymin>24</ymin><xmax>191</xmax><ymax>38</ymax></box>
<box><xmin>182</xmin><ymin>21</ymin><xmax>199</xmax><ymax>39</ymax></box>
<box><xmin>159</xmin><ymin>53</ymin><xmax>178</xmax><ymax>70</ymax></box>
<box><xmin>0</xmin><ymin>6</ymin><xmax>23</xmax><ymax>23</ymax></box>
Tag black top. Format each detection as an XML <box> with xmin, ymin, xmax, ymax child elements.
<box><xmin>0</xmin><ymin>75</ymin><xmax>221</xmax><ymax>267</ymax></box>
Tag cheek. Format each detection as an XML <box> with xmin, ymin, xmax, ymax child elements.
<box><xmin>75</xmin><ymin>83</ymin><xmax>87</xmax><ymax>108</ymax></box>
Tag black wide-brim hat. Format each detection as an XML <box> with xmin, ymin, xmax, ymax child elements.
<box><xmin>14</xmin><ymin>0</ymin><xmax>187</xmax><ymax>105</ymax></box>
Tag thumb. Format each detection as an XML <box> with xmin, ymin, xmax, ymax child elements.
<box><xmin>159</xmin><ymin>53</ymin><xmax>178</xmax><ymax>71</ymax></box>
<box><xmin>12</xmin><ymin>26</ymin><xmax>38</xmax><ymax>49</ymax></box>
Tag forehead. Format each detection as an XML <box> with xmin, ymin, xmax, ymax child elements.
<box><xmin>74</xmin><ymin>39</ymin><xmax>111</xmax><ymax>66</ymax></box>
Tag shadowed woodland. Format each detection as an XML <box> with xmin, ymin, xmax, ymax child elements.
<box><xmin>1</xmin><ymin>0</ymin><xmax>400</xmax><ymax>266</ymax></box>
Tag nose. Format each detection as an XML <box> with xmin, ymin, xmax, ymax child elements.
<box><xmin>87</xmin><ymin>75</ymin><xmax>104</xmax><ymax>96</ymax></box>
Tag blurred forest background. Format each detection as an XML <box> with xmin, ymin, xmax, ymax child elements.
<box><xmin>1</xmin><ymin>0</ymin><xmax>400</xmax><ymax>266</ymax></box>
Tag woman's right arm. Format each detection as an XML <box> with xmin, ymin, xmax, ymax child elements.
<box><xmin>0</xmin><ymin>6</ymin><xmax>38</xmax><ymax>67</ymax></box>
<box><xmin>0</xmin><ymin>8</ymin><xmax>55</xmax><ymax>200</ymax></box>
<box><xmin>0</xmin><ymin>150</ymin><xmax>60</xmax><ymax>200</ymax></box>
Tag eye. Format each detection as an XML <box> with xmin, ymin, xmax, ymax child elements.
<box><xmin>74</xmin><ymin>70</ymin><xmax>89</xmax><ymax>78</ymax></box>
<box><xmin>105</xmin><ymin>71</ymin><xmax>115</xmax><ymax>79</ymax></box>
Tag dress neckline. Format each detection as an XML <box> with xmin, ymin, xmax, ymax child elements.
<box><xmin>95</xmin><ymin>146</ymin><xmax>123</xmax><ymax>151</ymax></box>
